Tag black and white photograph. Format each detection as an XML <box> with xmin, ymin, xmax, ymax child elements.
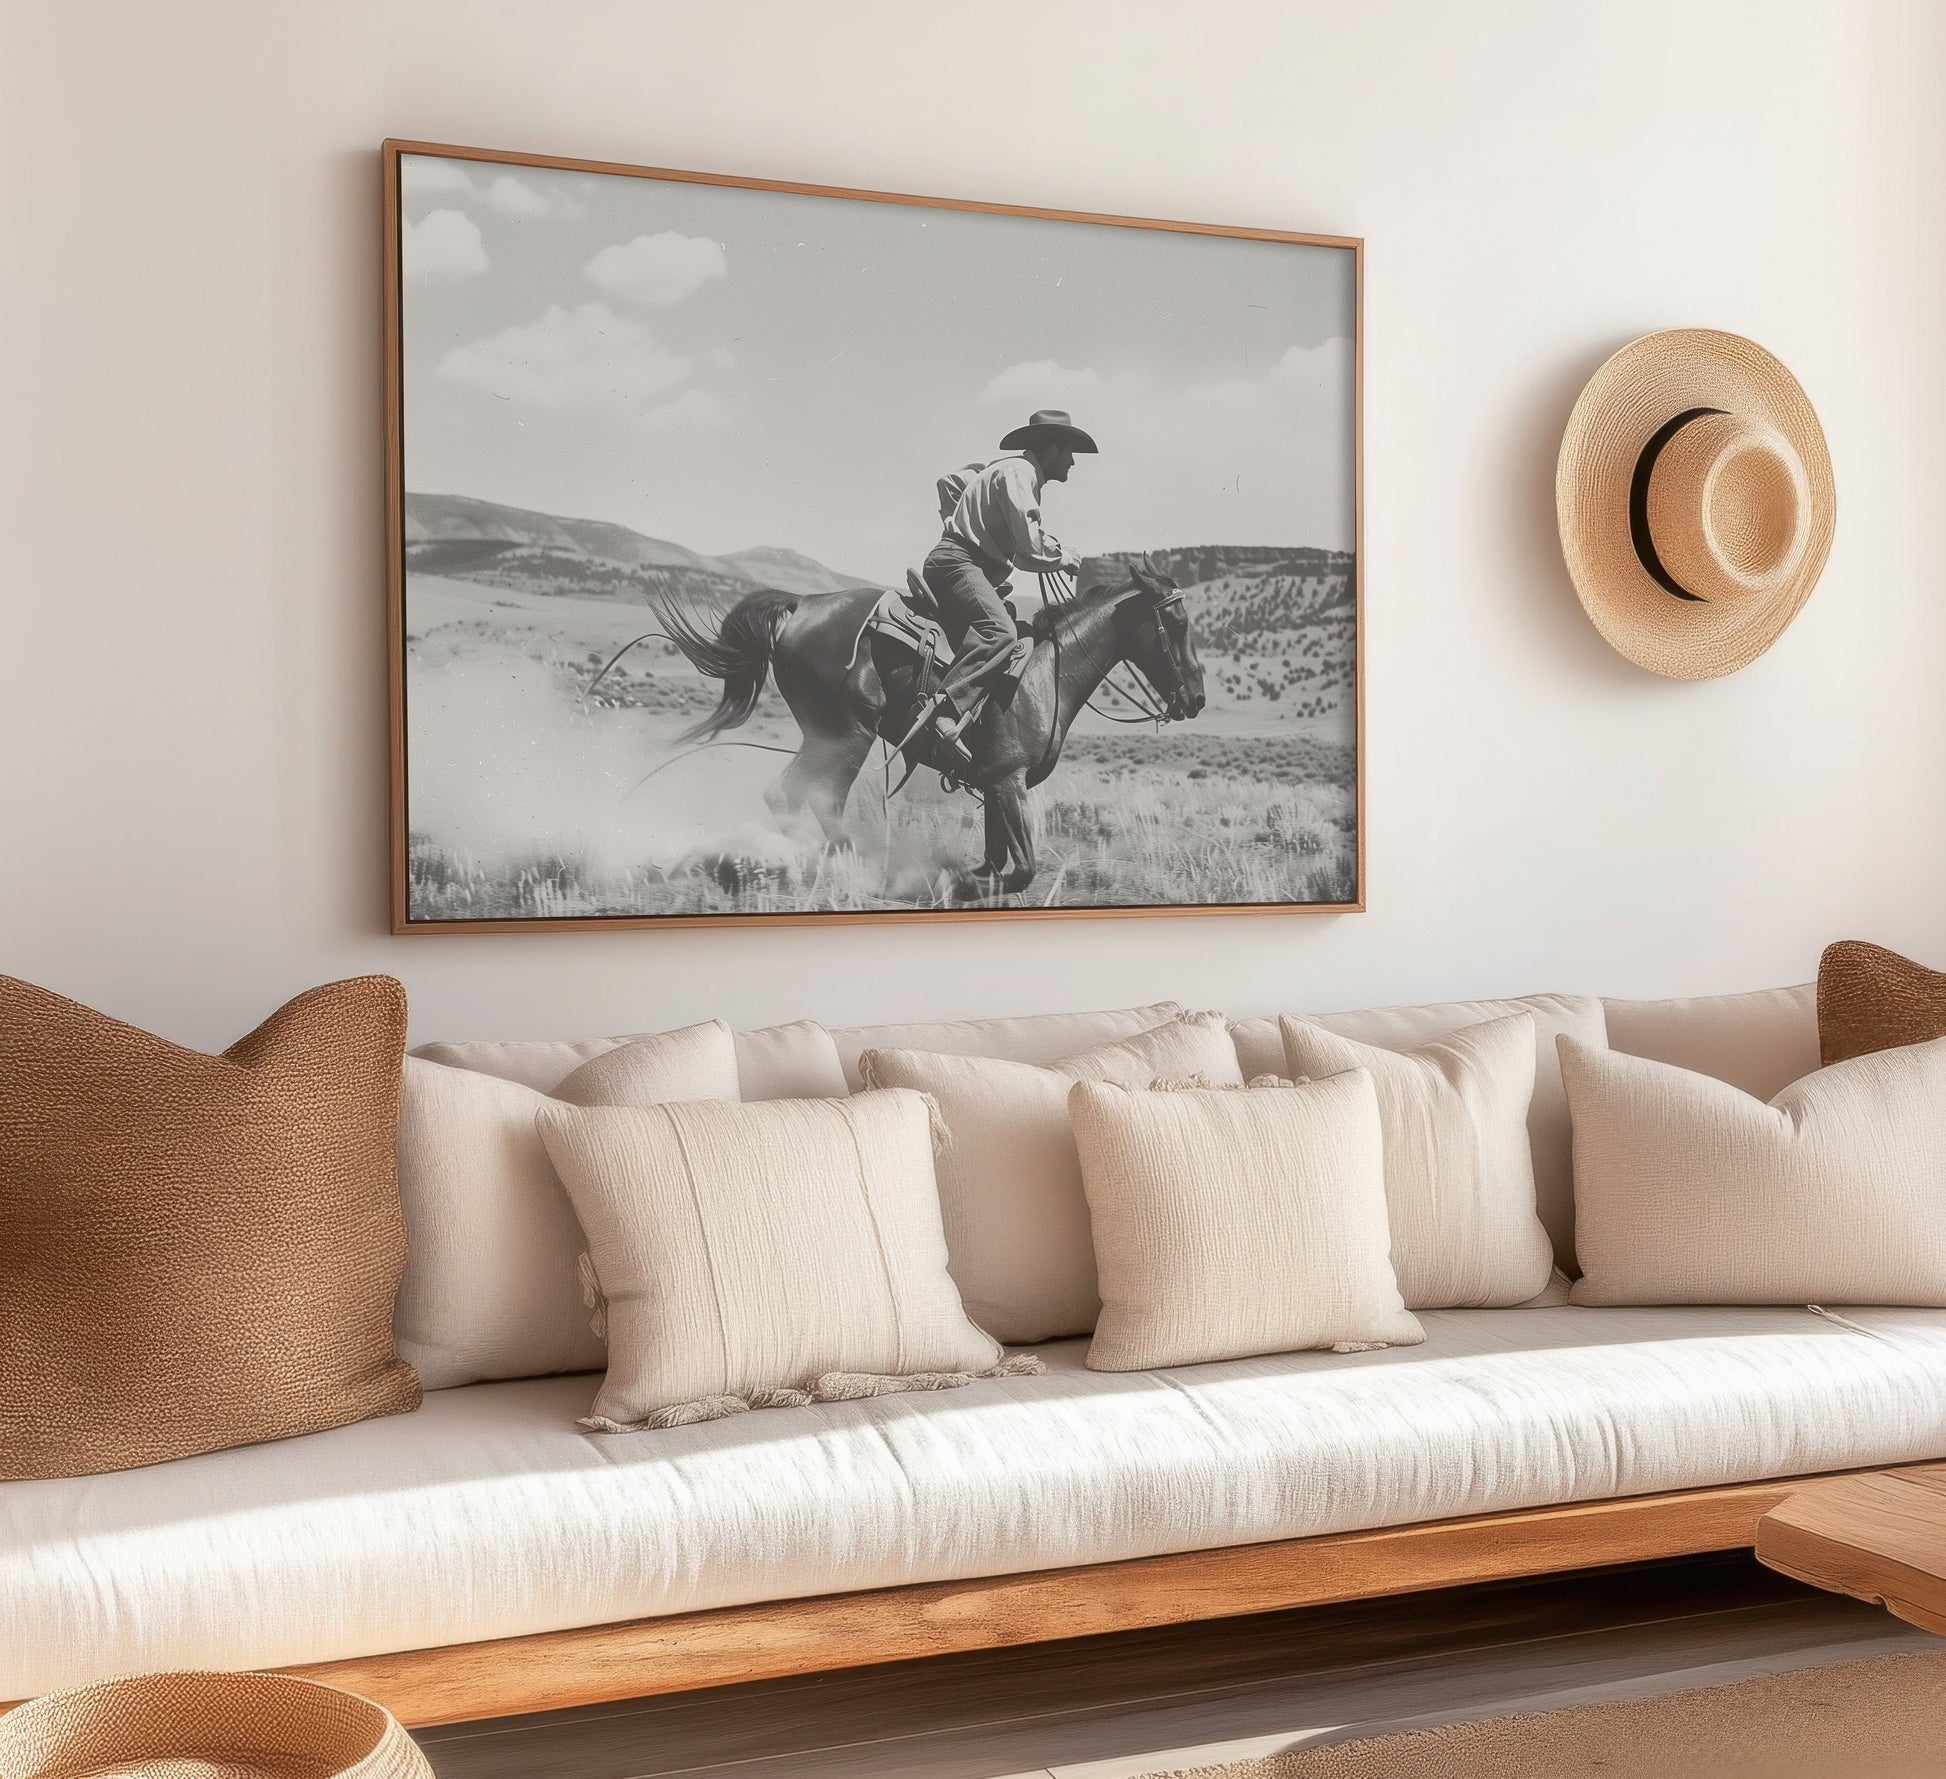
<box><xmin>389</xmin><ymin>145</ymin><xmax>1361</xmax><ymax>928</ymax></box>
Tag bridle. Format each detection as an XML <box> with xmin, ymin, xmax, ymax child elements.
<box><xmin>1137</xmin><ymin>584</ymin><xmax>1196</xmax><ymax>722</ymax></box>
<box><xmin>1036</xmin><ymin>568</ymin><xmax>1195</xmax><ymax>725</ymax></box>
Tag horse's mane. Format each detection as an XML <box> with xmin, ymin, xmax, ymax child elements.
<box><xmin>1028</xmin><ymin>568</ymin><xmax>1167</xmax><ymax>639</ymax></box>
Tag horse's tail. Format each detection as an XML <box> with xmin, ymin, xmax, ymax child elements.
<box><xmin>653</xmin><ymin>589</ymin><xmax>798</xmax><ymax>744</ymax></box>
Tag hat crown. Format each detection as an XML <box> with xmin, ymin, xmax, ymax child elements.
<box><xmin>998</xmin><ymin>409</ymin><xmax>1099</xmax><ymax>454</ymax></box>
<box><xmin>1643</xmin><ymin>411</ymin><xmax>1812</xmax><ymax>604</ymax></box>
<box><xmin>1555</xmin><ymin>327</ymin><xmax>1835</xmax><ymax>680</ymax></box>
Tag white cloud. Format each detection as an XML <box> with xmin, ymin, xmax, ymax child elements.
<box><xmin>403</xmin><ymin>208</ymin><xmax>487</xmax><ymax>279</ymax></box>
<box><xmin>977</xmin><ymin>360</ymin><xmax>1104</xmax><ymax>410</ymax></box>
<box><xmin>706</xmin><ymin>344</ymin><xmax>739</xmax><ymax>371</ymax></box>
<box><xmin>484</xmin><ymin>173</ymin><xmax>584</xmax><ymax>219</ymax></box>
<box><xmin>485</xmin><ymin>175</ymin><xmax>551</xmax><ymax>218</ymax></box>
<box><xmin>641</xmin><ymin>388</ymin><xmax>728</xmax><ymax>430</ymax></box>
<box><xmin>399</xmin><ymin>157</ymin><xmax>583</xmax><ymax>218</ymax></box>
<box><xmin>1184</xmin><ymin>376</ymin><xmax>1269</xmax><ymax>410</ymax></box>
<box><xmin>1187</xmin><ymin>337</ymin><xmax>1353</xmax><ymax>410</ymax></box>
<box><xmin>437</xmin><ymin>302</ymin><xmax>691</xmax><ymax>415</ymax></box>
<box><xmin>399</xmin><ymin>158</ymin><xmax>476</xmax><ymax>201</ymax></box>
<box><xmin>585</xmin><ymin>231</ymin><xmax>727</xmax><ymax>306</ymax></box>
<box><xmin>1270</xmin><ymin>337</ymin><xmax>1354</xmax><ymax>398</ymax></box>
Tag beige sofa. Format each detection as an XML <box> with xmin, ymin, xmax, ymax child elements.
<box><xmin>9</xmin><ymin>980</ymin><xmax>1946</xmax><ymax>1727</ymax></box>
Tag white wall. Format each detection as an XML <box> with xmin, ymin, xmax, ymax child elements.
<box><xmin>4</xmin><ymin>0</ymin><xmax>1943</xmax><ymax>1051</ymax></box>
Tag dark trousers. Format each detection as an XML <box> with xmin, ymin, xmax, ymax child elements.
<box><xmin>924</xmin><ymin>535</ymin><xmax>1017</xmax><ymax>713</ymax></box>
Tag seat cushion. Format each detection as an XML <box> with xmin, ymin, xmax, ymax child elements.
<box><xmin>8</xmin><ymin>1304</ymin><xmax>1946</xmax><ymax>1697</ymax></box>
<box><xmin>1232</xmin><ymin>993</ymin><xmax>1605</xmax><ymax>1272</ymax></box>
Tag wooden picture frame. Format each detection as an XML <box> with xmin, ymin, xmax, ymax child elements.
<box><xmin>384</xmin><ymin>140</ymin><xmax>1363</xmax><ymax>933</ymax></box>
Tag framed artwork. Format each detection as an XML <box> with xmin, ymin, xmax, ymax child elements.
<box><xmin>385</xmin><ymin>140</ymin><xmax>1361</xmax><ymax>932</ymax></box>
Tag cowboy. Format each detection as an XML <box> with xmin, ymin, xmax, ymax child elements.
<box><xmin>915</xmin><ymin>409</ymin><xmax>1096</xmax><ymax>767</ymax></box>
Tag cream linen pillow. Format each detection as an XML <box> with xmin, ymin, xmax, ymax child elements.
<box><xmin>396</xmin><ymin>1019</ymin><xmax>741</xmax><ymax>1389</ymax></box>
<box><xmin>1279</xmin><ymin>1013</ymin><xmax>1554</xmax><ymax>1308</ymax></box>
<box><xmin>413</xmin><ymin>1018</ymin><xmax>848</xmax><ymax>1100</ymax></box>
<box><xmin>858</xmin><ymin>1012</ymin><xmax>1244</xmax><ymax>1342</ymax></box>
<box><xmin>1561</xmin><ymin>1034</ymin><xmax>1946</xmax><ymax>1305</ymax></box>
<box><xmin>535</xmin><ymin>1091</ymin><xmax>1016</xmax><ymax>1431</ymax></box>
<box><xmin>830</xmin><ymin>1001</ymin><xmax>1183</xmax><ymax>1089</ymax></box>
<box><xmin>1231</xmin><ymin>994</ymin><xmax>1604</xmax><ymax>1273</ymax></box>
<box><xmin>1071</xmin><ymin>1072</ymin><xmax>1424</xmax><ymax>1371</ymax></box>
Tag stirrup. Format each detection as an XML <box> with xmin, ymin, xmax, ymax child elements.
<box><xmin>933</xmin><ymin>721</ymin><xmax>975</xmax><ymax>773</ymax></box>
<box><xmin>891</xmin><ymin>693</ymin><xmax>948</xmax><ymax>762</ymax></box>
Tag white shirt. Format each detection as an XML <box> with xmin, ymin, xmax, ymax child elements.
<box><xmin>943</xmin><ymin>456</ymin><xmax>1067</xmax><ymax>572</ymax></box>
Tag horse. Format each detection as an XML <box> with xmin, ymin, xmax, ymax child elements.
<box><xmin>649</xmin><ymin>557</ymin><xmax>1205</xmax><ymax>899</ymax></box>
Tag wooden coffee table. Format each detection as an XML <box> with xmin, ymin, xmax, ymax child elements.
<box><xmin>1757</xmin><ymin>1464</ymin><xmax>1946</xmax><ymax>1636</ymax></box>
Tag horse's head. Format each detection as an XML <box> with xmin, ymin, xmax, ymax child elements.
<box><xmin>1115</xmin><ymin>554</ymin><xmax>1206</xmax><ymax>721</ymax></box>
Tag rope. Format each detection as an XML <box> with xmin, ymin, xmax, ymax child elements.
<box><xmin>625</xmin><ymin>738</ymin><xmax>799</xmax><ymax>798</ymax></box>
<box><xmin>584</xmin><ymin>630</ymin><xmax>679</xmax><ymax>702</ymax></box>
<box><xmin>1033</xmin><ymin>602</ymin><xmax>1064</xmax><ymax>782</ymax></box>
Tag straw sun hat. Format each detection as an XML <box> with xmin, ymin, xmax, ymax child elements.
<box><xmin>1556</xmin><ymin>329</ymin><xmax>1835</xmax><ymax>679</ymax></box>
<box><xmin>0</xmin><ymin>1671</ymin><xmax>431</xmax><ymax>1779</ymax></box>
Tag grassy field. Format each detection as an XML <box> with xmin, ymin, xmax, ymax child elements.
<box><xmin>407</xmin><ymin>725</ymin><xmax>1355</xmax><ymax>919</ymax></box>
<box><xmin>404</xmin><ymin>564</ymin><xmax>1357</xmax><ymax>920</ymax></box>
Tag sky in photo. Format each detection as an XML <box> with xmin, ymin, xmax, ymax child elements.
<box><xmin>400</xmin><ymin>153</ymin><xmax>1356</xmax><ymax>585</ymax></box>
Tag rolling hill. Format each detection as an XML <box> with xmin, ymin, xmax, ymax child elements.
<box><xmin>404</xmin><ymin>492</ymin><xmax>726</xmax><ymax>573</ymax></box>
<box><xmin>1090</xmin><ymin>546</ymin><xmax>1357</xmax><ymax>722</ymax></box>
<box><xmin>403</xmin><ymin>495</ymin><xmax>1356</xmax><ymax>725</ymax></box>
<box><xmin>717</xmin><ymin>545</ymin><xmax>878</xmax><ymax>597</ymax></box>
<box><xmin>402</xmin><ymin>492</ymin><xmax>879</xmax><ymax>607</ymax></box>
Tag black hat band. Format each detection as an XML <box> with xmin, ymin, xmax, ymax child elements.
<box><xmin>1628</xmin><ymin>407</ymin><xmax>1725</xmax><ymax>602</ymax></box>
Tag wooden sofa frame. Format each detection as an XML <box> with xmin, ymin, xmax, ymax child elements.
<box><xmin>232</xmin><ymin>1462</ymin><xmax>1935</xmax><ymax>1728</ymax></box>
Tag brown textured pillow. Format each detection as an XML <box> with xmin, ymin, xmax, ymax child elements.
<box><xmin>1818</xmin><ymin>941</ymin><xmax>1946</xmax><ymax>1066</ymax></box>
<box><xmin>0</xmin><ymin>975</ymin><xmax>421</xmax><ymax>1479</ymax></box>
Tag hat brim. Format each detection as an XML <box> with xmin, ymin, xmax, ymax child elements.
<box><xmin>1556</xmin><ymin>329</ymin><xmax>1834</xmax><ymax>680</ymax></box>
<box><xmin>999</xmin><ymin>422</ymin><xmax>1098</xmax><ymax>454</ymax></box>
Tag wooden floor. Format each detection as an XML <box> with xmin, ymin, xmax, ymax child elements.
<box><xmin>411</xmin><ymin>1555</ymin><xmax>1938</xmax><ymax>1779</ymax></box>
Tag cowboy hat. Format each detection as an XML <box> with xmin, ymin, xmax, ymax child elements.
<box><xmin>999</xmin><ymin>409</ymin><xmax>1099</xmax><ymax>454</ymax></box>
<box><xmin>1556</xmin><ymin>329</ymin><xmax>1834</xmax><ymax>680</ymax></box>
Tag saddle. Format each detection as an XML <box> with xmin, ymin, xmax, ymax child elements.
<box><xmin>866</xmin><ymin>574</ymin><xmax>1034</xmax><ymax>794</ymax></box>
<box><xmin>902</xmin><ymin>568</ymin><xmax>946</xmax><ymax>626</ymax></box>
<box><xmin>864</xmin><ymin>582</ymin><xmax>952</xmax><ymax>676</ymax></box>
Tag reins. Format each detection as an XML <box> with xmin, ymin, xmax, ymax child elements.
<box><xmin>1035</xmin><ymin>569</ymin><xmax>1179</xmax><ymax>726</ymax></box>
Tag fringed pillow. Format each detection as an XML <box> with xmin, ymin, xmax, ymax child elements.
<box><xmin>396</xmin><ymin>1020</ymin><xmax>742</xmax><ymax>1389</ymax></box>
<box><xmin>535</xmin><ymin>1091</ymin><xmax>1031</xmax><ymax>1432</ymax></box>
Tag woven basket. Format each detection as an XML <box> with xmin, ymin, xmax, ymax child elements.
<box><xmin>0</xmin><ymin>1671</ymin><xmax>431</xmax><ymax>1779</ymax></box>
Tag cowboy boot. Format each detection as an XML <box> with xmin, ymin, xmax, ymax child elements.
<box><xmin>891</xmin><ymin>690</ymin><xmax>973</xmax><ymax>778</ymax></box>
<box><xmin>928</xmin><ymin>704</ymin><xmax>977</xmax><ymax>771</ymax></box>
